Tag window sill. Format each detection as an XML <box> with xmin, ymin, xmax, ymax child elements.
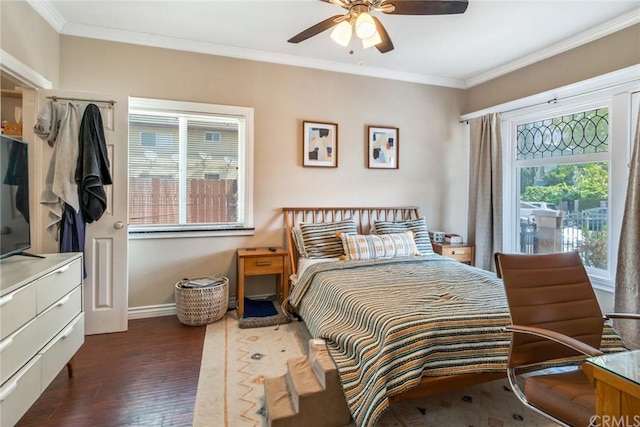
<box><xmin>589</xmin><ymin>274</ymin><xmax>614</xmax><ymax>294</ymax></box>
<box><xmin>128</xmin><ymin>228</ymin><xmax>255</xmax><ymax>240</ymax></box>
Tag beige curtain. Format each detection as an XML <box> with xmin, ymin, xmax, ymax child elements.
<box><xmin>468</xmin><ymin>113</ymin><xmax>503</xmax><ymax>271</ymax></box>
<box><xmin>614</xmin><ymin>107</ymin><xmax>640</xmax><ymax>349</ymax></box>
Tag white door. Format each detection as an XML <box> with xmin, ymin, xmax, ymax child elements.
<box><xmin>38</xmin><ymin>90</ymin><xmax>128</xmax><ymax>334</ymax></box>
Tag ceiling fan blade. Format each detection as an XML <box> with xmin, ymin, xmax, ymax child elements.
<box><xmin>382</xmin><ymin>0</ymin><xmax>468</xmax><ymax>15</ymax></box>
<box><xmin>373</xmin><ymin>17</ymin><xmax>394</xmax><ymax>53</ymax></box>
<box><xmin>320</xmin><ymin>0</ymin><xmax>350</xmax><ymax>9</ymax></box>
<box><xmin>287</xmin><ymin>15</ymin><xmax>346</xmax><ymax>44</ymax></box>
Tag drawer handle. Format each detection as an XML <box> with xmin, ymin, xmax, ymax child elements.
<box><xmin>0</xmin><ymin>380</ymin><xmax>17</xmax><ymax>402</ymax></box>
<box><xmin>56</xmin><ymin>295</ymin><xmax>71</xmax><ymax>306</ymax></box>
<box><xmin>256</xmin><ymin>261</ymin><xmax>272</xmax><ymax>267</ymax></box>
<box><xmin>0</xmin><ymin>336</ymin><xmax>13</xmax><ymax>353</ymax></box>
<box><xmin>452</xmin><ymin>250</ymin><xmax>465</xmax><ymax>255</ymax></box>
<box><xmin>61</xmin><ymin>325</ymin><xmax>74</xmax><ymax>338</ymax></box>
<box><xmin>56</xmin><ymin>265</ymin><xmax>70</xmax><ymax>274</ymax></box>
<box><xmin>0</xmin><ymin>293</ymin><xmax>13</xmax><ymax>307</ymax></box>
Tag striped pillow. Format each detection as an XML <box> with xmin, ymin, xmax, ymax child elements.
<box><xmin>298</xmin><ymin>218</ymin><xmax>358</xmax><ymax>259</ymax></box>
<box><xmin>340</xmin><ymin>231</ymin><xmax>420</xmax><ymax>260</ymax></box>
<box><xmin>372</xmin><ymin>217</ymin><xmax>434</xmax><ymax>255</ymax></box>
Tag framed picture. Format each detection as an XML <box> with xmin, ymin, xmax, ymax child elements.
<box><xmin>367</xmin><ymin>125</ymin><xmax>399</xmax><ymax>169</ymax></box>
<box><xmin>303</xmin><ymin>121</ymin><xmax>338</xmax><ymax>168</ymax></box>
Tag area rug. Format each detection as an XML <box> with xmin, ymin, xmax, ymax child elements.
<box><xmin>193</xmin><ymin>314</ymin><xmax>559</xmax><ymax>427</ymax></box>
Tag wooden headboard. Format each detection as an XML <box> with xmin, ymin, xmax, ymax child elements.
<box><xmin>282</xmin><ymin>206</ymin><xmax>420</xmax><ymax>275</ymax></box>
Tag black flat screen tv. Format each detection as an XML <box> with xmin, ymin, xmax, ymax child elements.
<box><xmin>0</xmin><ymin>135</ymin><xmax>31</xmax><ymax>259</ymax></box>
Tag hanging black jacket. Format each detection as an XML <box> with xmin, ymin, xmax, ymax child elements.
<box><xmin>75</xmin><ymin>104</ymin><xmax>112</xmax><ymax>223</ymax></box>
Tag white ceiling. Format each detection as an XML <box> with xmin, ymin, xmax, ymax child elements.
<box><xmin>29</xmin><ymin>0</ymin><xmax>640</xmax><ymax>88</ymax></box>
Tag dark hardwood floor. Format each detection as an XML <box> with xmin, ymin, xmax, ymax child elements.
<box><xmin>17</xmin><ymin>316</ymin><xmax>206</xmax><ymax>427</ymax></box>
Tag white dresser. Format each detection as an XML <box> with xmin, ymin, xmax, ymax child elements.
<box><xmin>0</xmin><ymin>253</ymin><xmax>84</xmax><ymax>427</ymax></box>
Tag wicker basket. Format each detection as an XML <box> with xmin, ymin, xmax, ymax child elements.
<box><xmin>175</xmin><ymin>276</ymin><xmax>229</xmax><ymax>326</ymax></box>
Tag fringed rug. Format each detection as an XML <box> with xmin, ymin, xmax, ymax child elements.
<box><xmin>193</xmin><ymin>314</ymin><xmax>559</xmax><ymax>427</ymax></box>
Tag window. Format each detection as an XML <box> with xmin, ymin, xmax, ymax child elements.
<box><xmin>128</xmin><ymin>98</ymin><xmax>254</xmax><ymax>234</ymax></box>
<box><xmin>141</xmin><ymin>131</ymin><xmax>172</xmax><ymax>147</ymax></box>
<box><xmin>514</xmin><ymin>107</ymin><xmax>610</xmax><ymax>270</ymax></box>
<box><xmin>503</xmin><ymin>83</ymin><xmax>638</xmax><ymax>291</ymax></box>
<box><xmin>204</xmin><ymin>131</ymin><xmax>221</xmax><ymax>143</ymax></box>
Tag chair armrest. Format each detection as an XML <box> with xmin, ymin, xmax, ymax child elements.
<box><xmin>504</xmin><ymin>324</ymin><xmax>605</xmax><ymax>357</ymax></box>
<box><xmin>604</xmin><ymin>313</ymin><xmax>640</xmax><ymax>321</ymax></box>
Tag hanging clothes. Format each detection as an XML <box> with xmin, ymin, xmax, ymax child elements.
<box><xmin>33</xmin><ymin>100</ymin><xmax>66</xmax><ymax>147</ymax></box>
<box><xmin>76</xmin><ymin>103</ymin><xmax>112</xmax><ymax>223</ymax></box>
<box><xmin>40</xmin><ymin>102</ymin><xmax>81</xmax><ymax>240</ymax></box>
<box><xmin>59</xmin><ymin>202</ymin><xmax>87</xmax><ymax>277</ymax></box>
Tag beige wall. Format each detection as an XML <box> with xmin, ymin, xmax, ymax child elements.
<box><xmin>0</xmin><ymin>0</ymin><xmax>60</xmax><ymax>87</ymax></box>
<box><xmin>465</xmin><ymin>24</ymin><xmax>640</xmax><ymax>114</ymax></box>
<box><xmin>4</xmin><ymin>0</ymin><xmax>635</xmax><ymax>310</ymax></box>
<box><xmin>57</xmin><ymin>36</ymin><xmax>468</xmax><ymax>308</ymax></box>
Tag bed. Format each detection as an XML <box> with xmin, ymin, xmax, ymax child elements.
<box><xmin>282</xmin><ymin>207</ymin><xmax>626</xmax><ymax>427</ymax></box>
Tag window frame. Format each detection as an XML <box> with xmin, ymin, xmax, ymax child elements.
<box><xmin>128</xmin><ymin>97</ymin><xmax>254</xmax><ymax>238</ymax></box>
<box><xmin>501</xmin><ymin>85</ymin><xmax>638</xmax><ymax>293</ymax></box>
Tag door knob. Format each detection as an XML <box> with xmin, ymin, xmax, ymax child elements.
<box><xmin>114</xmin><ymin>221</ymin><xmax>124</xmax><ymax>230</ymax></box>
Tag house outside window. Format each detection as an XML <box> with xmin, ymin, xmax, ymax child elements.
<box><xmin>502</xmin><ymin>83</ymin><xmax>637</xmax><ymax>292</ymax></box>
<box><xmin>128</xmin><ymin>98</ymin><xmax>254</xmax><ymax>233</ymax></box>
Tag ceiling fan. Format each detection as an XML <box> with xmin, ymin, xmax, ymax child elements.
<box><xmin>288</xmin><ymin>0</ymin><xmax>469</xmax><ymax>54</ymax></box>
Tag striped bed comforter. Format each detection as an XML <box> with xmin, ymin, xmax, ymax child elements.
<box><xmin>288</xmin><ymin>255</ymin><xmax>626</xmax><ymax>427</ymax></box>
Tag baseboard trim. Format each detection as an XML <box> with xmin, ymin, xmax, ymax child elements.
<box><xmin>128</xmin><ymin>298</ymin><xmax>239</xmax><ymax>319</ymax></box>
<box><xmin>128</xmin><ymin>304</ymin><xmax>176</xmax><ymax>320</ymax></box>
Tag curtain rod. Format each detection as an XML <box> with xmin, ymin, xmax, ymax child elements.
<box><xmin>459</xmin><ymin>97</ymin><xmax>558</xmax><ymax>124</ymax></box>
<box><xmin>459</xmin><ymin>67</ymin><xmax>640</xmax><ymax>124</ymax></box>
<box><xmin>47</xmin><ymin>96</ymin><xmax>116</xmax><ymax>107</ymax></box>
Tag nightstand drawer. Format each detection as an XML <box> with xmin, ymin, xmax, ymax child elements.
<box><xmin>441</xmin><ymin>250</ymin><xmax>472</xmax><ymax>263</ymax></box>
<box><xmin>244</xmin><ymin>256</ymin><xmax>284</xmax><ymax>275</ymax></box>
<box><xmin>432</xmin><ymin>242</ymin><xmax>475</xmax><ymax>265</ymax></box>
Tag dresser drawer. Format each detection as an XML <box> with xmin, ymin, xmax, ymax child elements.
<box><xmin>0</xmin><ymin>285</ymin><xmax>82</xmax><ymax>385</ymax></box>
<box><xmin>1</xmin><ymin>316</ymin><xmax>41</xmax><ymax>385</ymax></box>
<box><xmin>40</xmin><ymin>313</ymin><xmax>84</xmax><ymax>390</ymax></box>
<box><xmin>38</xmin><ymin>286</ymin><xmax>82</xmax><ymax>354</ymax></box>
<box><xmin>0</xmin><ymin>355</ymin><xmax>41</xmax><ymax>427</ymax></box>
<box><xmin>244</xmin><ymin>256</ymin><xmax>284</xmax><ymax>275</ymax></box>
<box><xmin>36</xmin><ymin>257</ymin><xmax>82</xmax><ymax>314</ymax></box>
<box><xmin>0</xmin><ymin>282</ymin><xmax>37</xmax><ymax>341</ymax></box>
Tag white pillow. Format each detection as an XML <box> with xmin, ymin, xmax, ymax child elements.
<box><xmin>372</xmin><ymin>217</ymin><xmax>434</xmax><ymax>255</ymax></box>
<box><xmin>339</xmin><ymin>231</ymin><xmax>421</xmax><ymax>260</ymax></box>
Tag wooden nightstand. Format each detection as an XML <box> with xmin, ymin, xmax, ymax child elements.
<box><xmin>236</xmin><ymin>247</ymin><xmax>288</xmax><ymax>318</ymax></box>
<box><xmin>432</xmin><ymin>242</ymin><xmax>475</xmax><ymax>266</ymax></box>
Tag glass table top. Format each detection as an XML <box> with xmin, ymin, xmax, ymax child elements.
<box><xmin>587</xmin><ymin>349</ymin><xmax>640</xmax><ymax>386</ymax></box>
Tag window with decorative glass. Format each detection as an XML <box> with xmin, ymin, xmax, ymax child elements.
<box><xmin>128</xmin><ymin>98</ymin><xmax>253</xmax><ymax>233</ymax></box>
<box><xmin>513</xmin><ymin>107</ymin><xmax>610</xmax><ymax>270</ymax></box>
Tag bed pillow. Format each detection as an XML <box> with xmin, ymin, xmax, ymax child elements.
<box><xmin>298</xmin><ymin>218</ymin><xmax>358</xmax><ymax>259</ymax></box>
<box><xmin>372</xmin><ymin>217</ymin><xmax>434</xmax><ymax>255</ymax></box>
<box><xmin>339</xmin><ymin>231</ymin><xmax>420</xmax><ymax>260</ymax></box>
<box><xmin>291</xmin><ymin>226</ymin><xmax>306</xmax><ymax>257</ymax></box>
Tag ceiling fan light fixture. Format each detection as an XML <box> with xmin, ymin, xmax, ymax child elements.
<box><xmin>355</xmin><ymin>12</ymin><xmax>376</xmax><ymax>39</ymax></box>
<box><xmin>330</xmin><ymin>20</ymin><xmax>352</xmax><ymax>46</ymax></box>
<box><xmin>361</xmin><ymin>30</ymin><xmax>382</xmax><ymax>49</ymax></box>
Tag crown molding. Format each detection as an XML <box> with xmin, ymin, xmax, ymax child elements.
<box><xmin>465</xmin><ymin>8</ymin><xmax>640</xmax><ymax>88</ymax></box>
<box><xmin>26</xmin><ymin>1</ymin><xmax>638</xmax><ymax>90</ymax></box>
<box><xmin>25</xmin><ymin>0</ymin><xmax>65</xmax><ymax>33</ymax></box>
<box><xmin>0</xmin><ymin>49</ymin><xmax>53</xmax><ymax>89</ymax></box>
<box><xmin>60</xmin><ymin>22</ymin><xmax>467</xmax><ymax>88</ymax></box>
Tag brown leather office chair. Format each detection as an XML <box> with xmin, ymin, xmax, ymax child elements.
<box><xmin>494</xmin><ymin>251</ymin><xmax>640</xmax><ymax>427</ymax></box>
